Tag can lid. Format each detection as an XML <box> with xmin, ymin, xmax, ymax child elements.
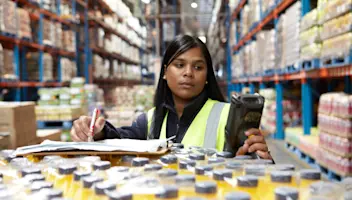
<box><xmin>344</xmin><ymin>191</ymin><xmax>352</xmax><ymax>200</ymax></box>
<box><xmin>179</xmin><ymin>160</ymin><xmax>188</xmax><ymax>169</ymax></box>
<box><xmin>107</xmin><ymin>191</ymin><xmax>132</xmax><ymax>200</ymax></box>
<box><xmin>155</xmin><ymin>185</ymin><xmax>178</xmax><ymax>199</ymax></box>
<box><xmin>175</xmin><ymin>149</ymin><xmax>192</xmax><ymax>155</ymax></box>
<box><xmin>208</xmin><ymin>157</ymin><xmax>225</xmax><ymax>164</ymax></box>
<box><xmin>74</xmin><ymin>171</ymin><xmax>91</xmax><ymax>181</ymax></box>
<box><xmin>225</xmin><ymin>161</ymin><xmax>243</xmax><ymax>170</ymax></box>
<box><xmin>21</xmin><ymin>167</ymin><xmax>41</xmax><ymax>177</ymax></box>
<box><xmin>250</xmin><ymin>159</ymin><xmax>273</xmax><ymax>165</ymax></box>
<box><xmin>225</xmin><ymin>191</ymin><xmax>251</xmax><ymax>200</ymax></box>
<box><xmin>111</xmin><ymin>166</ymin><xmax>129</xmax><ymax>173</ymax></box>
<box><xmin>275</xmin><ymin>187</ymin><xmax>299</xmax><ymax>200</ymax></box>
<box><xmin>203</xmin><ymin>148</ymin><xmax>217</xmax><ymax>156</ymax></box>
<box><xmin>93</xmin><ymin>161</ymin><xmax>111</xmax><ymax>170</ymax></box>
<box><xmin>195</xmin><ymin>165</ymin><xmax>213</xmax><ymax>175</ymax></box>
<box><xmin>83</xmin><ymin>156</ymin><xmax>101</xmax><ymax>162</ymax></box>
<box><xmin>300</xmin><ymin>169</ymin><xmax>321</xmax><ymax>180</ymax></box>
<box><xmin>237</xmin><ymin>175</ymin><xmax>259</xmax><ymax>187</ymax></box>
<box><xmin>25</xmin><ymin>174</ymin><xmax>45</xmax><ymax>183</ymax></box>
<box><xmin>95</xmin><ymin>181</ymin><xmax>116</xmax><ymax>195</ymax></box>
<box><xmin>309</xmin><ymin>181</ymin><xmax>341</xmax><ymax>196</ymax></box>
<box><xmin>270</xmin><ymin>171</ymin><xmax>292</xmax><ymax>183</ymax></box>
<box><xmin>274</xmin><ymin>164</ymin><xmax>295</xmax><ymax>171</ymax></box>
<box><xmin>121</xmin><ymin>155</ymin><xmax>137</xmax><ymax>163</ymax></box>
<box><xmin>160</xmin><ymin>155</ymin><xmax>178</xmax><ymax>164</ymax></box>
<box><xmin>144</xmin><ymin>164</ymin><xmax>163</xmax><ymax>172</ymax></box>
<box><xmin>216</xmin><ymin>151</ymin><xmax>234</xmax><ymax>158</ymax></box>
<box><xmin>42</xmin><ymin>188</ymin><xmax>63</xmax><ymax>199</ymax></box>
<box><xmin>175</xmin><ymin>174</ymin><xmax>196</xmax><ymax>184</ymax></box>
<box><xmin>42</xmin><ymin>155</ymin><xmax>62</xmax><ymax>162</ymax></box>
<box><xmin>234</xmin><ymin>155</ymin><xmax>253</xmax><ymax>160</ymax></box>
<box><xmin>157</xmin><ymin>169</ymin><xmax>178</xmax><ymax>177</ymax></box>
<box><xmin>83</xmin><ymin>176</ymin><xmax>104</xmax><ymax>188</ymax></box>
<box><xmin>189</xmin><ymin>153</ymin><xmax>205</xmax><ymax>161</ymax></box>
<box><xmin>245</xmin><ymin>165</ymin><xmax>265</xmax><ymax>176</ymax></box>
<box><xmin>58</xmin><ymin>164</ymin><xmax>77</xmax><ymax>175</ymax></box>
<box><xmin>131</xmin><ymin>157</ymin><xmax>149</xmax><ymax>167</ymax></box>
<box><xmin>195</xmin><ymin>181</ymin><xmax>217</xmax><ymax>194</ymax></box>
<box><xmin>30</xmin><ymin>181</ymin><xmax>53</xmax><ymax>192</ymax></box>
<box><xmin>171</xmin><ymin>143</ymin><xmax>184</xmax><ymax>149</ymax></box>
<box><xmin>213</xmin><ymin>169</ymin><xmax>233</xmax><ymax>181</ymax></box>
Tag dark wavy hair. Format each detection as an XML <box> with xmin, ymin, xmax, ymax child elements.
<box><xmin>148</xmin><ymin>35</ymin><xmax>225</xmax><ymax>139</ymax></box>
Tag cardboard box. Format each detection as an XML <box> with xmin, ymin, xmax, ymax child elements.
<box><xmin>37</xmin><ymin>129</ymin><xmax>62</xmax><ymax>143</ymax></box>
<box><xmin>0</xmin><ymin>102</ymin><xmax>37</xmax><ymax>149</ymax></box>
<box><xmin>0</xmin><ymin>135</ymin><xmax>9</xmax><ymax>149</ymax></box>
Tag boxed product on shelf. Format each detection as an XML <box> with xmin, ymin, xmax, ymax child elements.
<box><xmin>37</xmin><ymin>88</ymin><xmax>60</xmax><ymax>106</ymax></box>
<box><xmin>16</xmin><ymin>8</ymin><xmax>32</xmax><ymax>39</ymax></box>
<box><xmin>1</xmin><ymin>48</ymin><xmax>17</xmax><ymax>80</ymax></box>
<box><xmin>276</xmin><ymin>14</ymin><xmax>286</xmax><ymax>70</ymax></box>
<box><xmin>317</xmin><ymin>147</ymin><xmax>352</xmax><ymax>176</ymax></box>
<box><xmin>60</xmin><ymin>58</ymin><xmax>77</xmax><ymax>82</ymax></box>
<box><xmin>63</xmin><ymin>30</ymin><xmax>75</xmax><ymax>52</ymax></box>
<box><xmin>257</xmin><ymin>30</ymin><xmax>276</xmax><ymax>72</ymax></box>
<box><xmin>42</xmin><ymin>0</ymin><xmax>56</xmax><ymax>13</ymax></box>
<box><xmin>299</xmin><ymin>26</ymin><xmax>322</xmax><ymax>47</ymax></box>
<box><xmin>320</xmin><ymin>0</ymin><xmax>351</xmax><ymax>23</ymax></box>
<box><xmin>92</xmin><ymin>55</ymin><xmax>104</xmax><ymax>78</ymax></box>
<box><xmin>300</xmin><ymin>43</ymin><xmax>322</xmax><ymax>61</ymax></box>
<box><xmin>43</xmin><ymin>19</ymin><xmax>54</xmax><ymax>46</ymax></box>
<box><xmin>318</xmin><ymin>114</ymin><xmax>352</xmax><ymax>138</ymax></box>
<box><xmin>54</xmin><ymin>22</ymin><xmax>62</xmax><ymax>49</ymax></box>
<box><xmin>0</xmin><ymin>0</ymin><xmax>17</xmax><ymax>35</ymax></box>
<box><xmin>0</xmin><ymin>102</ymin><xmax>38</xmax><ymax>148</ymax></box>
<box><xmin>319</xmin><ymin>131</ymin><xmax>352</xmax><ymax>157</ymax></box>
<box><xmin>261</xmin><ymin>0</ymin><xmax>276</xmax><ymax>16</ymax></box>
<box><xmin>27</xmin><ymin>53</ymin><xmax>53</xmax><ymax>81</ymax></box>
<box><xmin>248</xmin><ymin>0</ymin><xmax>261</xmax><ymax>29</ymax></box>
<box><xmin>321</xmin><ymin>12</ymin><xmax>352</xmax><ymax>40</ymax></box>
<box><xmin>321</xmin><ymin>32</ymin><xmax>352</xmax><ymax>59</ymax></box>
<box><xmin>300</xmin><ymin>8</ymin><xmax>318</xmax><ymax>32</ymax></box>
<box><xmin>284</xmin><ymin>1</ymin><xmax>301</xmax><ymax>67</ymax></box>
<box><xmin>241</xmin><ymin>5</ymin><xmax>250</xmax><ymax>37</ymax></box>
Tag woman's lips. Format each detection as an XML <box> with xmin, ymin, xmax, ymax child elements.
<box><xmin>179</xmin><ymin>82</ymin><xmax>194</xmax><ymax>89</ymax></box>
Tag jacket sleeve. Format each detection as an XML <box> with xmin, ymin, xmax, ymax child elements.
<box><xmin>102</xmin><ymin>113</ymin><xmax>148</xmax><ymax>140</ymax></box>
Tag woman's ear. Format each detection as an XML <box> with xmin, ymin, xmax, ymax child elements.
<box><xmin>163</xmin><ymin>65</ymin><xmax>167</xmax><ymax>80</ymax></box>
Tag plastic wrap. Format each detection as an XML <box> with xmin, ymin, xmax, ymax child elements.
<box><xmin>1</xmin><ymin>49</ymin><xmax>16</xmax><ymax>80</ymax></box>
<box><xmin>54</xmin><ymin>22</ymin><xmax>62</xmax><ymax>49</ymax></box>
<box><xmin>261</xmin><ymin>0</ymin><xmax>276</xmax><ymax>16</ymax></box>
<box><xmin>320</xmin><ymin>0</ymin><xmax>352</xmax><ymax>23</ymax></box>
<box><xmin>43</xmin><ymin>19</ymin><xmax>54</xmax><ymax>46</ymax></box>
<box><xmin>27</xmin><ymin>53</ymin><xmax>53</xmax><ymax>81</ymax></box>
<box><xmin>321</xmin><ymin>12</ymin><xmax>352</xmax><ymax>40</ymax></box>
<box><xmin>284</xmin><ymin>1</ymin><xmax>301</xmax><ymax>67</ymax></box>
<box><xmin>300</xmin><ymin>43</ymin><xmax>322</xmax><ymax>61</ymax></box>
<box><xmin>299</xmin><ymin>26</ymin><xmax>322</xmax><ymax>48</ymax></box>
<box><xmin>61</xmin><ymin>58</ymin><xmax>77</xmax><ymax>82</ymax></box>
<box><xmin>0</xmin><ymin>0</ymin><xmax>17</xmax><ymax>35</ymax></box>
<box><xmin>257</xmin><ymin>30</ymin><xmax>276</xmax><ymax>72</ymax></box>
<box><xmin>300</xmin><ymin>9</ymin><xmax>318</xmax><ymax>32</ymax></box>
<box><xmin>319</xmin><ymin>131</ymin><xmax>352</xmax><ymax>157</ymax></box>
<box><xmin>63</xmin><ymin>30</ymin><xmax>75</xmax><ymax>52</ymax></box>
<box><xmin>276</xmin><ymin>14</ymin><xmax>286</xmax><ymax>70</ymax></box>
<box><xmin>16</xmin><ymin>8</ymin><xmax>32</xmax><ymax>39</ymax></box>
<box><xmin>321</xmin><ymin>32</ymin><xmax>352</xmax><ymax>58</ymax></box>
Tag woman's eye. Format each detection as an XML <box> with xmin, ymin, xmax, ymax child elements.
<box><xmin>175</xmin><ymin>63</ymin><xmax>184</xmax><ymax>68</ymax></box>
<box><xmin>194</xmin><ymin>65</ymin><xmax>203</xmax><ymax>70</ymax></box>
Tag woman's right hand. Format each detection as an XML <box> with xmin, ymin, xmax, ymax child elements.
<box><xmin>70</xmin><ymin>116</ymin><xmax>106</xmax><ymax>142</ymax></box>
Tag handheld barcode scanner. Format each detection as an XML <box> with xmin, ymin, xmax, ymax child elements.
<box><xmin>224</xmin><ymin>93</ymin><xmax>265</xmax><ymax>158</ymax></box>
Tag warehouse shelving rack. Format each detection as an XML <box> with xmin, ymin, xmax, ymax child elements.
<box><xmin>0</xmin><ymin>0</ymin><xmax>151</xmax><ymax>101</ymax></box>
<box><xmin>226</xmin><ymin>0</ymin><xmax>352</xmax><ymax>140</ymax></box>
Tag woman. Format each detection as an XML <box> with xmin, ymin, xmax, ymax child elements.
<box><xmin>71</xmin><ymin>35</ymin><xmax>272</xmax><ymax>159</ymax></box>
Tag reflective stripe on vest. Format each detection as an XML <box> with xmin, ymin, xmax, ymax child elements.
<box><xmin>147</xmin><ymin>99</ymin><xmax>230</xmax><ymax>151</ymax></box>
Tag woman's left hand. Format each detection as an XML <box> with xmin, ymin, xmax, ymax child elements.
<box><xmin>236</xmin><ymin>128</ymin><xmax>272</xmax><ymax>160</ymax></box>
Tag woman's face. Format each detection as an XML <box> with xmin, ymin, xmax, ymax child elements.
<box><xmin>164</xmin><ymin>47</ymin><xmax>207</xmax><ymax>101</ymax></box>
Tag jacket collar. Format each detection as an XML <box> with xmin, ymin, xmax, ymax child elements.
<box><xmin>162</xmin><ymin>90</ymin><xmax>208</xmax><ymax>120</ymax></box>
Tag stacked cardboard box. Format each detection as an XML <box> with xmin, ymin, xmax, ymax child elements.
<box><xmin>0</xmin><ymin>0</ymin><xmax>17</xmax><ymax>35</ymax></box>
<box><xmin>27</xmin><ymin>53</ymin><xmax>54</xmax><ymax>81</ymax></box>
<box><xmin>16</xmin><ymin>8</ymin><xmax>32</xmax><ymax>39</ymax></box>
<box><xmin>0</xmin><ymin>102</ymin><xmax>38</xmax><ymax>148</ymax></box>
<box><xmin>60</xmin><ymin>58</ymin><xmax>77</xmax><ymax>82</ymax></box>
<box><xmin>317</xmin><ymin>92</ymin><xmax>352</xmax><ymax>175</ymax></box>
<box><xmin>63</xmin><ymin>30</ymin><xmax>75</xmax><ymax>52</ymax></box>
<box><xmin>1</xmin><ymin>48</ymin><xmax>16</xmax><ymax>80</ymax></box>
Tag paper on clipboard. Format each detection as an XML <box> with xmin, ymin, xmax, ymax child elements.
<box><xmin>14</xmin><ymin>136</ymin><xmax>176</xmax><ymax>156</ymax></box>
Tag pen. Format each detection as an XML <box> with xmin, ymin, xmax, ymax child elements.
<box><xmin>88</xmin><ymin>108</ymin><xmax>99</xmax><ymax>142</ymax></box>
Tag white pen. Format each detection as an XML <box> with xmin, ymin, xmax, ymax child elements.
<box><xmin>88</xmin><ymin>108</ymin><xmax>99</xmax><ymax>142</ymax></box>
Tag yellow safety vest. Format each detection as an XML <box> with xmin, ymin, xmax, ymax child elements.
<box><xmin>147</xmin><ymin>99</ymin><xmax>230</xmax><ymax>152</ymax></box>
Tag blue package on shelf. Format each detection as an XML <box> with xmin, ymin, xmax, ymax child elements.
<box><xmin>300</xmin><ymin>58</ymin><xmax>320</xmax><ymax>71</ymax></box>
<box><xmin>37</xmin><ymin>120</ymin><xmax>75</xmax><ymax>130</ymax></box>
<box><xmin>321</xmin><ymin>50</ymin><xmax>352</xmax><ymax>68</ymax></box>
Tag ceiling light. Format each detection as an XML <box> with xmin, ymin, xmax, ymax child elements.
<box><xmin>191</xmin><ymin>2</ymin><xmax>198</xmax><ymax>8</ymax></box>
<box><xmin>142</xmin><ymin>0</ymin><xmax>150</xmax><ymax>4</ymax></box>
<box><xmin>198</xmin><ymin>36</ymin><xmax>206</xmax><ymax>43</ymax></box>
